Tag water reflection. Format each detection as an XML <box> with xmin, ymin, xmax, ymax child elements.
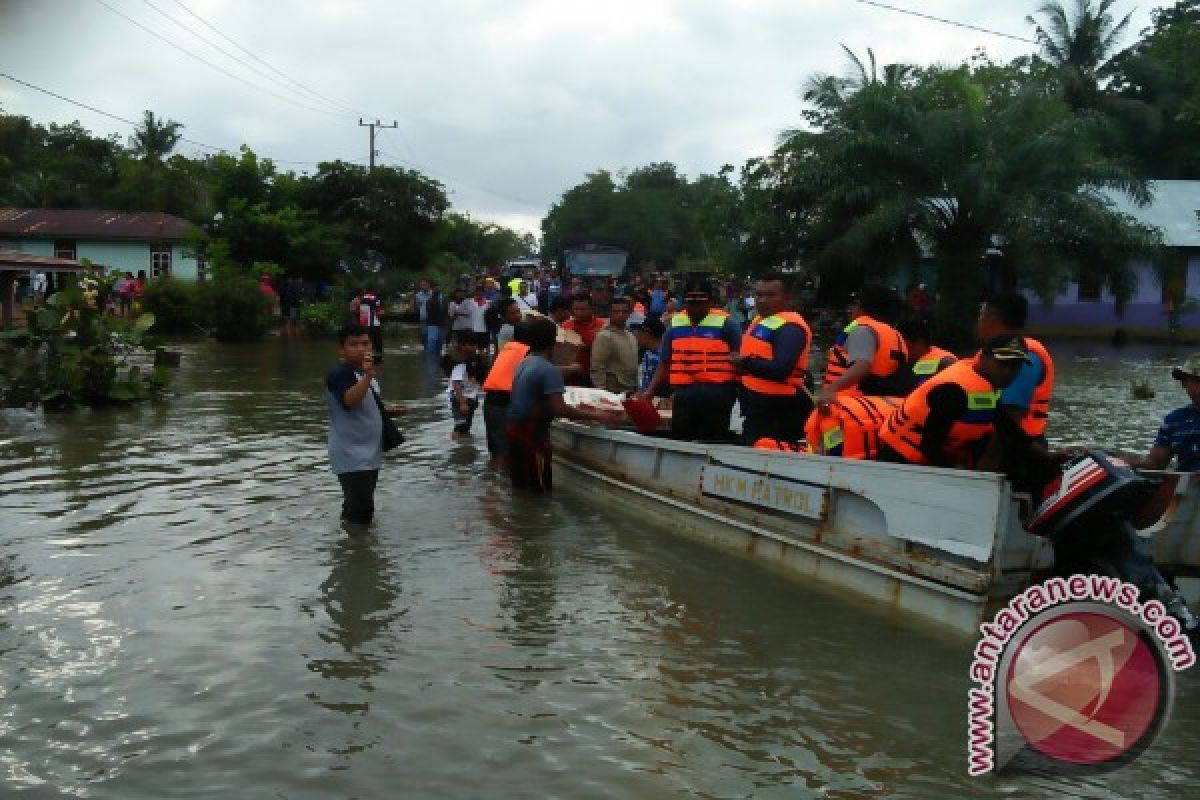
<box><xmin>308</xmin><ymin>539</ymin><xmax>407</xmax><ymax>710</ymax></box>
<box><xmin>488</xmin><ymin>491</ymin><xmax>562</xmax><ymax>649</ymax></box>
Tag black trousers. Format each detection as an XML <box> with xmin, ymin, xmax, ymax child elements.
<box><xmin>483</xmin><ymin>394</ymin><xmax>510</xmax><ymax>457</ymax></box>
<box><xmin>368</xmin><ymin>326</ymin><xmax>384</xmax><ymax>355</ymax></box>
<box><xmin>740</xmin><ymin>391</ymin><xmax>813</xmax><ymax>446</ymax></box>
<box><xmin>671</xmin><ymin>384</ymin><xmax>737</xmax><ymax>441</ymax></box>
<box><xmin>337</xmin><ymin>469</ymin><xmax>379</xmax><ymax>525</ymax></box>
<box><xmin>452</xmin><ymin>397</ymin><xmax>479</xmax><ymax>434</ymax></box>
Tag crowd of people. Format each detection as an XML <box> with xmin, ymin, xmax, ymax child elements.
<box><xmin>325</xmin><ymin>267</ymin><xmax>1200</xmax><ymax>530</ymax></box>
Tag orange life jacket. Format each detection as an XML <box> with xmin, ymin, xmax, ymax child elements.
<box><xmin>482</xmin><ymin>341</ymin><xmax>530</xmax><ymax>392</ymax></box>
<box><xmin>806</xmin><ymin>395</ymin><xmax>900</xmax><ymax>459</ymax></box>
<box><xmin>822</xmin><ymin>315</ymin><xmax>908</xmax><ymax>394</ymax></box>
<box><xmin>753</xmin><ymin>437</ymin><xmax>811</xmax><ymax>453</ymax></box>
<box><xmin>907</xmin><ymin>345</ymin><xmax>958</xmax><ymax>387</ymax></box>
<box><xmin>877</xmin><ymin>358</ymin><xmax>1001</xmax><ymax>467</ymax></box>
<box><xmin>738</xmin><ymin>311</ymin><xmax>813</xmax><ymax>397</ymax></box>
<box><xmin>668</xmin><ymin>309</ymin><xmax>737</xmax><ymax>387</ymax></box>
<box><xmin>1020</xmin><ymin>336</ymin><xmax>1054</xmax><ymax>437</ymax></box>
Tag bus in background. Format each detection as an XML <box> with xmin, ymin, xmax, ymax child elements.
<box><xmin>560</xmin><ymin>243</ymin><xmax>629</xmax><ymax>286</ymax></box>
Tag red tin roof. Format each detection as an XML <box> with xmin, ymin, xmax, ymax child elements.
<box><xmin>0</xmin><ymin>208</ymin><xmax>194</xmax><ymax>242</ymax></box>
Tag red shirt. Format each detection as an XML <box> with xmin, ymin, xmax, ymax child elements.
<box><xmin>562</xmin><ymin>316</ymin><xmax>606</xmax><ymax>383</ymax></box>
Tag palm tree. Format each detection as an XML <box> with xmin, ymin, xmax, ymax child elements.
<box><xmin>799</xmin><ymin>46</ymin><xmax>917</xmax><ymax>127</ymax></box>
<box><xmin>780</xmin><ymin>62</ymin><xmax>1158</xmax><ymax>343</ymax></box>
<box><xmin>1027</xmin><ymin>0</ymin><xmax>1135</xmax><ymax>109</ymax></box>
<box><xmin>130</xmin><ymin>110</ymin><xmax>183</xmax><ymax>166</ymax></box>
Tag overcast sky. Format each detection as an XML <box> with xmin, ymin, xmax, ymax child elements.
<box><xmin>0</xmin><ymin>0</ymin><xmax>1155</xmax><ymax>236</ymax></box>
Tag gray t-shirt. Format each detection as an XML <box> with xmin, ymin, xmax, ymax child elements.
<box><xmin>845</xmin><ymin>324</ymin><xmax>878</xmax><ymax>363</ymax></box>
<box><xmin>325</xmin><ymin>362</ymin><xmax>383</xmax><ymax>474</ymax></box>
<box><xmin>507</xmin><ymin>354</ymin><xmax>566</xmax><ymax>442</ymax></box>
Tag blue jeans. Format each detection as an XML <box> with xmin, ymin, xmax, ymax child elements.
<box><xmin>425</xmin><ymin>326</ymin><xmax>443</xmax><ymax>356</ymax></box>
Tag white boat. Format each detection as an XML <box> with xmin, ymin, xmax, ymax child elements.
<box><xmin>549</xmin><ymin>421</ymin><xmax>1200</xmax><ymax>635</ymax></box>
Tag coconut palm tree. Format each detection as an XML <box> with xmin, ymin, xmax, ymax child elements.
<box><xmin>130</xmin><ymin>110</ymin><xmax>183</xmax><ymax>166</ymax></box>
<box><xmin>799</xmin><ymin>46</ymin><xmax>917</xmax><ymax>129</ymax></box>
<box><xmin>1027</xmin><ymin>0</ymin><xmax>1135</xmax><ymax>109</ymax></box>
<box><xmin>782</xmin><ymin>62</ymin><xmax>1158</xmax><ymax>343</ymax></box>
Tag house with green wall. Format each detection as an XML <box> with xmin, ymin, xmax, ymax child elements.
<box><xmin>0</xmin><ymin>208</ymin><xmax>200</xmax><ymax>280</ymax></box>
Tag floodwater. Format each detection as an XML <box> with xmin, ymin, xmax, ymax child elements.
<box><xmin>2</xmin><ymin>333</ymin><xmax>1199</xmax><ymax>799</ymax></box>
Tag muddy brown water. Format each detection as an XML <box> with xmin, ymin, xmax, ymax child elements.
<box><xmin>2</xmin><ymin>335</ymin><xmax>1198</xmax><ymax>798</ymax></box>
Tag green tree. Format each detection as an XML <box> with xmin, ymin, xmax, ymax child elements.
<box><xmin>130</xmin><ymin>110</ymin><xmax>183</xmax><ymax>165</ymax></box>
<box><xmin>781</xmin><ymin>58</ymin><xmax>1159</xmax><ymax>343</ymax></box>
<box><xmin>542</xmin><ymin>164</ymin><xmax>740</xmax><ymax>273</ymax></box>
<box><xmin>1027</xmin><ymin>0</ymin><xmax>1134</xmax><ymax>108</ymax></box>
<box><xmin>297</xmin><ymin>161</ymin><xmax>449</xmax><ymax>269</ymax></box>
<box><xmin>1110</xmin><ymin>0</ymin><xmax>1200</xmax><ymax>177</ymax></box>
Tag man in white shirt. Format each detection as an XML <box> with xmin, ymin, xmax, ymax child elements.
<box><xmin>448</xmin><ymin>288</ymin><xmax>474</xmax><ymax>339</ymax></box>
<box><xmin>468</xmin><ymin>285</ymin><xmax>490</xmax><ymax>348</ymax></box>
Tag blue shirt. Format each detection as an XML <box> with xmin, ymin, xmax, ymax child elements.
<box><xmin>508</xmin><ymin>355</ymin><xmax>567</xmax><ymax>442</ymax></box>
<box><xmin>740</xmin><ymin>321</ymin><xmax>809</xmax><ymax>384</ymax></box>
<box><xmin>639</xmin><ymin>349</ymin><xmax>661</xmax><ymax>392</ymax></box>
<box><xmin>1153</xmin><ymin>405</ymin><xmax>1200</xmax><ymax>471</ymax></box>
<box><xmin>1000</xmin><ymin>350</ymin><xmax>1046</xmax><ymax>410</ymax></box>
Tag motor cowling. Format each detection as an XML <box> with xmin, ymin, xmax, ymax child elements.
<box><xmin>1025</xmin><ymin>450</ymin><xmax>1151</xmax><ymax>541</ymax></box>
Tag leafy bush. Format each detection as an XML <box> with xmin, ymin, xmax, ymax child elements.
<box><xmin>300</xmin><ymin>301</ymin><xmax>349</xmax><ymax>337</ymax></box>
<box><xmin>142</xmin><ymin>277</ymin><xmax>203</xmax><ymax>333</ymax></box>
<box><xmin>1</xmin><ymin>276</ymin><xmax>169</xmax><ymax>410</ymax></box>
<box><xmin>193</xmin><ymin>277</ymin><xmax>275</xmax><ymax>342</ymax></box>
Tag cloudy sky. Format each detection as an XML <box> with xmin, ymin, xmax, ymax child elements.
<box><xmin>0</xmin><ymin>1</ymin><xmax>1154</xmax><ymax>235</ymax></box>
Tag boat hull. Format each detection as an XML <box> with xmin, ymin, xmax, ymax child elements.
<box><xmin>550</xmin><ymin>422</ymin><xmax>1200</xmax><ymax>634</ymax></box>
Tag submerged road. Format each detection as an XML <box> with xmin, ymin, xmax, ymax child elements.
<box><xmin>1</xmin><ymin>335</ymin><xmax>1197</xmax><ymax>797</ymax></box>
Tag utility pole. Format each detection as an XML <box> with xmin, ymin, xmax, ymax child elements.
<box><xmin>358</xmin><ymin>118</ymin><xmax>398</xmax><ymax>171</ymax></box>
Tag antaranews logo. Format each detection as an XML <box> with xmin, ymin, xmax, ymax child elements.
<box><xmin>967</xmin><ymin>575</ymin><xmax>1195</xmax><ymax>776</ymax></box>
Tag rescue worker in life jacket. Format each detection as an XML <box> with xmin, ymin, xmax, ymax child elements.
<box><xmin>482</xmin><ymin>311</ymin><xmax>532</xmax><ymax>471</ymax></box>
<box><xmin>893</xmin><ymin>314</ymin><xmax>958</xmax><ymax>395</ymax></box>
<box><xmin>482</xmin><ymin>310</ymin><xmax>577</xmax><ymax>471</ymax></box>
<box><xmin>817</xmin><ymin>285</ymin><xmax>909</xmax><ymax>410</ymax></box>
<box><xmin>637</xmin><ymin>277</ymin><xmax>742</xmax><ymax>440</ymax></box>
<box><xmin>976</xmin><ymin>293</ymin><xmax>1059</xmax><ymax>492</ymax></box>
<box><xmin>876</xmin><ymin>335</ymin><xmax>1030</xmax><ymax>469</ymax></box>
<box><xmin>730</xmin><ymin>273</ymin><xmax>814</xmax><ymax>445</ymax></box>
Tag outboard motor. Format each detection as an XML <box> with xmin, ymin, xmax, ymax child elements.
<box><xmin>1026</xmin><ymin>450</ymin><xmax>1198</xmax><ymax>633</ymax></box>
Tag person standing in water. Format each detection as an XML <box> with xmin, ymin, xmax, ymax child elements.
<box><xmin>325</xmin><ymin>322</ymin><xmax>406</xmax><ymax>530</ymax></box>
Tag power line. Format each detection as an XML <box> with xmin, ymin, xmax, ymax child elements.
<box><xmin>375</xmin><ymin>141</ymin><xmax>546</xmax><ymax>211</ymax></box>
<box><xmin>139</xmin><ymin>0</ymin><xmax>360</xmax><ymax>116</ymax></box>
<box><xmin>167</xmin><ymin>0</ymin><xmax>376</xmax><ymax>119</ymax></box>
<box><xmin>92</xmin><ymin>0</ymin><xmax>345</xmax><ymax>117</ymax></box>
<box><xmin>852</xmin><ymin>0</ymin><xmax>1036</xmax><ymax>44</ymax></box>
<box><xmin>169</xmin><ymin>0</ymin><xmax>424</xmax><ymax>164</ymax></box>
<box><xmin>0</xmin><ymin>71</ymin><xmax>355</xmax><ymax>166</ymax></box>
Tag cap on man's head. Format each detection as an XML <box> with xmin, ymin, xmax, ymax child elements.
<box><xmin>982</xmin><ymin>334</ymin><xmax>1030</xmax><ymax>364</ymax></box>
<box><xmin>1171</xmin><ymin>354</ymin><xmax>1200</xmax><ymax>381</ymax></box>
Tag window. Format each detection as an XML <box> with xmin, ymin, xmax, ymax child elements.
<box><xmin>54</xmin><ymin>239</ymin><xmax>76</xmax><ymax>260</ymax></box>
<box><xmin>1076</xmin><ymin>276</ymin><xmax>1102</xmax><ymax>302</ymax></box>
<box><xmin>151</xmin><ymin>247</ymin><xmax>172</xmax><ymax>278</ymax></box>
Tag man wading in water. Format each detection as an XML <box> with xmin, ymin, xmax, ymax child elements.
<box><xmin>506</xmin><ymin>317</ymin><xmax>623</xmax><ymax>492</ymax></box>
<box><xmin>324</xmin><ymin>322</ymin><xmax>407</xmax><ymax>531</ymax></box>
